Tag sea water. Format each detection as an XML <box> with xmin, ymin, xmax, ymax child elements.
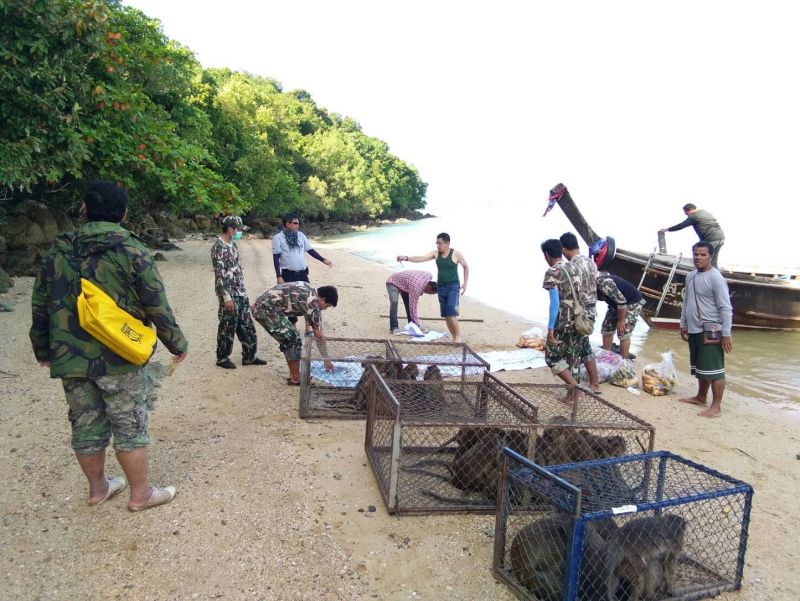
<box><xmin>325</xmin><ymin>209</ymin><xmax>800</xmax><ymax>410</ymax></box>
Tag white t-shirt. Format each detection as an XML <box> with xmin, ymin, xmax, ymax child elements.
<box><xmin>272</xmin><ymin>230</ymin><xmax>312</xmax><ymax>271</ymax></box>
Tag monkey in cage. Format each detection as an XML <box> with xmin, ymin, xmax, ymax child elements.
<box><xmin>534</xmin><ymin>416</ymin><xmax>628</xmax><ymax>466</ymax></box>
<box><xmin>404</xmin><ymin>426</ymin><xmax>530</xmax><ymax>504</ymax></box>
<box><xmin>604</xmin><ymin>514</ymin><xmax>686</xmax><ymax>601</ymax></box>
<box><xmin>322</xmin><ymin>355</ymin><xmax>411</xmax><ymax>415</ymax></box>
<box><xmin>509</xmin><ymin>513</ymin><xmax>611</xmax><ymax>601</ymax></box>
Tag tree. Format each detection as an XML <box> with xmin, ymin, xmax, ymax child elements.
<box><xmin>1</xmin><ymin>0</ymin><xmax>108</xmax><ymax>192</ymax></box>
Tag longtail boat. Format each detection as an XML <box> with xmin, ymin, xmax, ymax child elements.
<box><xmin>544</xmin><ymin>183</ymin><xmax>800</xmax><ymax>330</ymax></box>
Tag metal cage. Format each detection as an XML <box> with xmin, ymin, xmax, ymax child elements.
<box><xmin>299</xmin><ymin>338</ymin><xmax>489</xmax><ymax>420</ymax></box>
<box><xmin>494</xmin><ymin>450</ymin><xmax>754</xmax><ymax>601</ymax></box>
<box><xmin>365</xmin><ymin>373</ymin><xmax>655</xmax><ymax>516</ymax></box>
<box><xmin>299</xmin><ymin>337</ymin><xmax>400</xmax><ymax>419</ymax></box>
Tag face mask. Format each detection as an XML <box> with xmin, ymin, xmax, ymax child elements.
<box><xmin>233</xmin><ymin>230</ymin><xmax>243</xmax><ymax>240</ymax></box>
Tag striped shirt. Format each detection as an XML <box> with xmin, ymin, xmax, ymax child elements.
<box><xmin>386</xmin><ymin>270</ymin><xmax>433</xmax><ymax>325</ymax></box>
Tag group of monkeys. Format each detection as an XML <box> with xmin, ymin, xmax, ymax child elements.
<box><xmin>510</xmin><ymin>512</ymin><xmax>687</xmax><ymax>601</ymax></box>
<box><xmin>322</xmin><ymin>355</ymin><xmax>446</xmax><ymax>416</ymax></box>
<box><xmin>404</xmin><ymin>416</ymin><xmax>631</xmax><ymax>506</ymax></box>
<box><xmin>320</xmin><ymin>355</ymin><xmax>688</xmax><ymax>599</ymax></box>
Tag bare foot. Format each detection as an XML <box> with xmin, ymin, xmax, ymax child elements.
<box><xmin>452</xmin><ymin>337</ymin><xmax>462</xmax><ymax>343</ymax></box>
<box><xmin>699</xmin><ymin>408</ymin><xmax>721</xmax><ymax>418</ymax></box>
<box><xmin>680</xmin><ymin>396</ymin><xmax>706</xmax><ymax>406</ymax></box>
<box><xmin>559</xmin><ymin>388</ymin><xmax>577</xmax><ymax>406</ymax></box>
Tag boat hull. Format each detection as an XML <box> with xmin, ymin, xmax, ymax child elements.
<box><xmin>609</xmin><ymin>249</ymin><xmax>800</xmax><ymax>330</ymax></box>
<box><xmin>547</xmin><ymin>182</ymin><xmax>800</xmax><ymax>330</ymax></box>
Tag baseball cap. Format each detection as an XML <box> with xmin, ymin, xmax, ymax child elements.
<box><xmin>221</xmin><ymin>215</ymin><xmax>249</xmax><ymax>230</ymax></box>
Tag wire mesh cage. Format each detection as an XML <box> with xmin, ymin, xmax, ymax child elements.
<box><xmin>365</xmin><ymin>369</ymin><xmax>539</xmax><ymax>514</ymax></box>
<box><xmin>299</xmin><ymin>337</ymin><xmax>401</xmax><ymax>419</ymax></box>
<box><xmin>493</xmin><ymin>450</ymin><xmax>754</xmax><ymax>601</ymax></box>
<box><xmin>502</xmin><ymin>383</ymin><xmax>655</xmax><ymax>466</ymax></box>
<box><xmin>364</xmin><ymin>371</ymin><xmax>654</xmax><ymax>515</ymax></box>
<box><xmin>388</xmin><ymin>339</ymin><xmax>489</xmax><ymax>380</ymax></box>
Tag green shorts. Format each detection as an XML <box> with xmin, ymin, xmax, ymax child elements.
<box><xmin>688</xmin><ymin>333</ymin><xmax>725</xmax><ymax>381</ymax></box>
<box><xmin>62</xmin><ymin>367</ymin><xmax>151</xmax><ymax>455</ymax></box>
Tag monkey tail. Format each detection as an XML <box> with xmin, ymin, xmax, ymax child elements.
<box><xmin>420</xmin><ymin>489</ymin><xmax>493</xmax><ymax>505</ymax></box>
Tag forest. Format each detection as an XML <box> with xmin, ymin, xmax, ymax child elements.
<box><xmin>0</xmin><ymin>0</ymin><xmax>428</xmax><ymax>222</ymax></box>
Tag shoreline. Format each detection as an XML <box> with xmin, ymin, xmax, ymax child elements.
<box><xmin>0</xmin><ymin>238</ymin><xmax>797</xmax><ymax>600</ymax></box>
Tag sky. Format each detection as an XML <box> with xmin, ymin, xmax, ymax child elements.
<box><xmin>123</xmin><ymin>0</ymin><xmax>799</xmax><ymax>268</ymax></box>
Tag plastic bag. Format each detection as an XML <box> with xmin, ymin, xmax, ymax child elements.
<box><xmin>609</xmin><ymin>358</ymin><xmax>637</xmax><ymax>388</ymax></box>
<box><xmin>579</xmin><ymin>347</ymin><xmax>625</xmax><ymax>383</ymax></box>
<box><xmin>642</xmin><ymin>351</ymin><xmax>677</xmax><ymax>396</ymax></box>
<box><xmin>516</xmin><ymin>326</ymin><xmax>545</xmax><ymax>350</ymax></box>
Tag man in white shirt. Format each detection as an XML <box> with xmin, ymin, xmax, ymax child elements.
<box><xmin>271</xmin><ymin>213</ymin><xmax>332</xmax><ymax>329</ymax></box>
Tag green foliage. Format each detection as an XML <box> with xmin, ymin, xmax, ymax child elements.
<box><xmin>0</xmin><ymin>0</ymin><xmax>107</xmax><ymax>189</ymax></box>
<box><xmin>1</xmin><ymin>0</ymin><xmax>427</xmax><ymax>222</ymax></box>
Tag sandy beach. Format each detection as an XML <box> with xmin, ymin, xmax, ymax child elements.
<box><xmin>1</xmin><ymin>236</ymin><xmax>798</xmax><ymax>601</ymax></box>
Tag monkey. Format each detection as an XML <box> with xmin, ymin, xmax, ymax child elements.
<box><xmin>404</xmin><ymin>427</ymin><xmax>529</xmax><ymax>504</ymax></box>
<box><xmin>322</xmin><ymin>355</ymin><xmax>401</xmax><ymax>414</ymax></box>
<box><xmin>387</xmin><ymin>362</ymin><xmax>421</xmax><ymax>404</ymax></box>
<box><xmin>534</xmin><ymin>418</ymin><xmax>628</xmax><ymax>467</ymax></box>
<box><xmin>509</xmin><ymin>514</ymin><xmax>611</xmax><ymax>601</ymax></box>
<box><xmin>422</xmin><ymin>364</ymin><xmax>446</xmax><ymax>409</ymax></box>
<box><xmin>604</xmin><ymin>514</ymin><xmax>686</xmax><ymax>601</ymax></box>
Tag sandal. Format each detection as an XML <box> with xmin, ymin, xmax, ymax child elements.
<box><xmin>88</xmin><ymin>476</ymin><xmax>127</xmax><ymax>507</ymax></box>
<box><xmin>127</xmin><ymin>485</ymin><xmax>177</xmax><ymax>512</ymax></box>
<box><xmin>286</xmin><ymin>378</ymin><xmax>300</xmax><ymax>386</ymax></box>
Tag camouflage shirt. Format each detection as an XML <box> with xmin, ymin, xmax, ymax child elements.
<box><xmin>596</xmin><ymin>274</ymin><xmax>628</xmax><ymax>308</ymax></box>
<box><xmin>211</xmin><ymin>238</ymin><xmax>247</xmax><ymax>301</ymax></box>
<box><xmin>542</xmin><ymin>260</ymin><xmax>581</xmax><ymax>331</ymax></box>
<box><xmin>30</xmin><ymin>221</ymin><xmax>188</xmax><ymax>378</ymax></box>
<box><xmin>568</xmin><ymin>253</ymin><xmax>598</xmax><ymax>318</ymax></box>
<box><xmin>252</xmin><ymin>282</ymin><xmax>322</xmax><ymax>328</ymax></box>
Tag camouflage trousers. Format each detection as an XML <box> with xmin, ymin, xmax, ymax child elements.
<box><xmin>62</xmin><ymin>367</ymin><xmax>152</xmax><ymax>455</ymax></box>
<box><xmin>545</xmin><ymin>327</ymin><xmax>593</xmax><ymax>379</ymax></box>
<box><xmin>252</xmin><ymin>304</ymin><xmax>303</xmax><ymax>361</ymax></box>
<box><xmin>217</xmin><ymin>295</ymin><xmax>258</xmax><ymax>362</ymax></box>
<box><xmin>601</xmin><ymin>299</ymin><xmax>645</xmax><ymax>341</ymax></box>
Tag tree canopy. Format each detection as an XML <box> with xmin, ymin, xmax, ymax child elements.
<box><xmin>0</xmin><ymin>0</ymin><xmax>427</xmax><ymax>221</ymax></box>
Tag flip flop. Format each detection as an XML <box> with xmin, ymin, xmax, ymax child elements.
<box><xmin>127</xmin><ymin>485</ymin><xmax>177</xmax><ymax>512</ymax></box>
<box><xmin>88</xmin><ymin>476</ymin><xmax>127</xmax><ymax>507</ymax></box>
<box><xmin>286</xmin><ymin>378</ymin><xmax>300</xmax><ymax>386</ymax></box>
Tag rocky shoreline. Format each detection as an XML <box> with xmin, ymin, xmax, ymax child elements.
<box><xmin>0</xmin><ymin>198</ymin><xmax>434</xmax><ymax>290</ymax></box>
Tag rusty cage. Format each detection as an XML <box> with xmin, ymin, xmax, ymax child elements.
<box><xmin>299</xmin><ymin>338</ymin><xmax>489</xmax><ymax>420</ymax></box>
<box><xmin>299</xmin><ymin>337</ymin><xmax>400</xmax><ymax>419</ymax></box>
<box><xmin>493</xmin><ymin>449</ymin><xmax>754</xmax><ymax>601</ymax></box>
<box><xmin>365</xmin><ymin>374</ymin><xmax>655</xmax><ymax>515</ymax></box>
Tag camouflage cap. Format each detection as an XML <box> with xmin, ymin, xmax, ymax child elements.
<box><xmin>221</xmin><ymin>216</ymin><xmax>249</xmax><ymax>230</ymax></box>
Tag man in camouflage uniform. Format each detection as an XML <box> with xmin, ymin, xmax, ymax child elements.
<box><xmin>596</xmin><ymin>273</ymin><xmax>644</xmax><ymax>359</ymax></box>
<box><xmin>30</xmin><ymin>181</ymin><xmax>187</xmax><ymax>511</ymax></box>
<box><xmin>211</xmin><ymin>216</ymin><xmax>266</xmax><ymax>369</ymax></box>
<box><xmin>541</xmin><ymin>238</ymin><xmax>592</xmax><ymax>403</ymax></box>
<box><xmin>559</xmin><ymin>232</ymin><xmax>601</xmax><ymax>392</ymax></box>
<box><xmin>252</xmin><ymin>282</ymin><xmax>338</xmax><ymax>385</ymax></box>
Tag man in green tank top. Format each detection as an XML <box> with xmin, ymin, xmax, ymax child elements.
<box><xmin>398</xmin><ymin>232</ymin><xmax>470</xmax><ymax>342</ymax></box>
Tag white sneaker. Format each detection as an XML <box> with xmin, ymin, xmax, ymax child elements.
<box><xmin>390</xmin><ymin>328</ymin><xmax>402</xmax><ymax>335</ymax></box>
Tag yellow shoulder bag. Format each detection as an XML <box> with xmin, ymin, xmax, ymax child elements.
<box><xmin>76</xmin><ymin>278</ymin><xmax>156</xmax><ymax>365</ymax></box>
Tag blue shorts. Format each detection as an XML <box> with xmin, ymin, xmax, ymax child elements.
<box><xmin>438</xmin><ymin>282</ymin><xmax>460</xmax><ymax>317</ymax></box>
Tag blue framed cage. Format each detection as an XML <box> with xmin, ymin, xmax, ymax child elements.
<box><xmin>494</xmin><ymin>449</ymin><xmax>753</xmax><ymax>601</ymax></box>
